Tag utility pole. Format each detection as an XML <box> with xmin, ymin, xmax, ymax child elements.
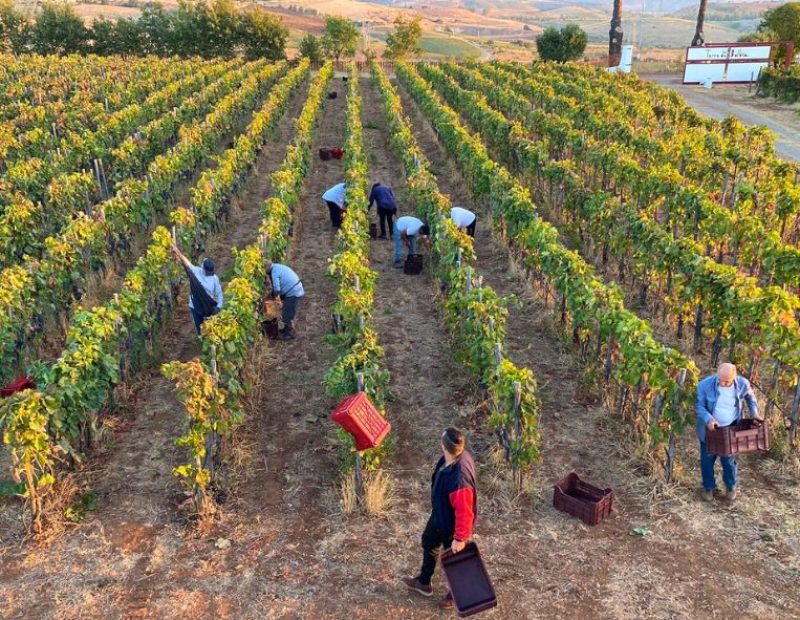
<box><xmin>692</xmin><ymin>0</ymin><xmax>708</xmax><ymax>47</ymax></box>
<box><xmin>609</xmin><ymin>0</ymin><xmax>624</xmax><ymax>67</ymax></box>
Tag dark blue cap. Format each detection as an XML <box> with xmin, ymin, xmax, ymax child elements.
<box><xmin>202</xmin><ymin>258</ymin><xmax>215</xmax><ymax>274</ymax></box>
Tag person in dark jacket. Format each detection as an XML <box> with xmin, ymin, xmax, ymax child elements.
<box><xmin>368</xmin><ymin>182</ymin><xmax>397</xmax><ymax>239</ymax></box>
<box><xmin>401</xmin><ymin>427</ymin><xmax>477</xmax><ymax>610</ymax></box>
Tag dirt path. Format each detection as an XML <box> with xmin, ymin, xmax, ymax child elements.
<box><xmin>641</xmin><ymin>74</ymin><xmax>800</xmax><ymax>163</ymax></box>
<box><xmin>396</xmin><ymin>80</ymin><xmax>800</xmax><ymax>619</ymax></box>
<box><xmin>0</xmin><ymin>78</ymin><xmax>313</xmax><ymax>619</ymax></box>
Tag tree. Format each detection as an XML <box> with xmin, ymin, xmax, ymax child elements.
<box><xmin>171</xmin><ymin>0</ymin><xmax>213</xmax><ymax>57</ymax></box>
<box><xmin>0</xmin><ymin>0</ymin><xmax>30</xmax><ymax>53</ymax></box>
<box><xmin>30</xmin><ymin>1</ymin><xmax>89</xmax><ymax>55</ymax></box>
<box><xmin>299</xmin><ymin>32</ymin><xmax>322</xmax><ymax>63</ymax></box>
<box><xmin>91</xmin><ymin>16</ymin><xmax>144</xmax><ymax>55</ymax></box>
<box><xmin>692</xmin><ymin>0</ymin><xmax>707</xmax><ymax>46</ymax></box>
<box><xmin>90</xmin><ymin>17</ymin><xmax>117</xmax><ymax>55</ymax></box>
<box><xmin>238</xmin><ymin>9</ymin><xmax>287</xmax><ymax>60</ymax></box>
<box><xmin>321</xmin><ymin>15</ymin><xmax>358</xmax><ymax>60</ymax></box>
<box><xmin>138</xmin><ymin>2</ymin><xmax>175</xmax><ymax>55</ymax></box>
<box><xmin>740</xmin><ymin>3</ymin><xmax>800</xmax><ymax>66</ymax></box>
<box><xmin>760</xmin><ymin>2</ymin><xmax>800</xmax><ymax>45</ymax></box>
<box><xmin>111</xmin><ymin>17</ymin><xmax>147</xmax><ymax>54</ymax></box>
<box><xmin>609</xmin><ymin>0</ymin><xmax>623</xmax><ymax>67</ymax></box>
<box><xmin>536</xmin><ymin>25</ymin><xmax>587</xmax><ymax>63</ymax></box>
<box><xmin>206</xmin><ymin>0</ymin><xmax>240</xmax><ymax>57</ymax></box>
<box><xmin>384</xmin><ymin>15</ymin><xmax>422</xmax><ymax>59</ymax></box>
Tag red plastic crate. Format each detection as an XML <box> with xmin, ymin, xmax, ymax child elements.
<box><xmin>331</xmin><ymin>392</ymin><xmax>390</xmax><ymax>451</ymax></box>
<box><xmin>553</xmin><ymin>472</ymin><xmax>613</xmax><ymax>526</ymax></box>
<box><xmin>0</xmin><ymin>376</ymin><xmax>35</xmax><ymax>398</ymax></box>
<box><xmin>707</xmin><ymin>419</ymin><xmax>770</xmax><ymax>456</ymax></box>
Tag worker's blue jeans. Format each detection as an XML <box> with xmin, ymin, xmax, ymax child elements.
<box><xmin>393</xmin><ymin>223</ymin><xmax>417</xmax><ymax>264</ymax></box>
<box><xmin>190</xmin><ymin>306</ymin><xmax>205</xmax><ymax>335</ymax></box>
<box><xmin>700</xmin><ymin>440</ymin><xmax>738</xmax><ymax>491</ymax></box>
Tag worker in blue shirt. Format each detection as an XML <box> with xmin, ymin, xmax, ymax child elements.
<box><xmin>695</xmin><ymin>363</ymin><xmax>761</xmax><ymax>502</ymax></box>
<box><xmin>266</xmin><ymin>261</ymin><xmax>304</xmax><ymax>340</ymax></box>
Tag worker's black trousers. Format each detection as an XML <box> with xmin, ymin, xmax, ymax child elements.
<box><xmin>326</xmin><ymin>201</ymin><xmax>343</xmax><ymax>228</ymax></box>
<box><xmin>417</xmin><ymin>516</ymin><xmax>453</xmax><ymax>585</ymax></box>
<box><xmin>377</xmin><ymin>207</ymin><xmax>395</xmax><ymax>238</ymax></box>
<box><xmin>466</xmin><ymin>216</ymin><xmax>477</xmax><ymax>237</ymax></box>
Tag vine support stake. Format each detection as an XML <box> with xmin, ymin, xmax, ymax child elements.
<box><xmin>210</xmin><ymin>345</ymin><xmax>218</xmax><ymax>383</ymax></box>
<box><xmin>512</xmin><ymin>381</ymin><xmax>522</xmax><ymax>490</ymax></box>
<box><xmin>466</xmin><ymin>267</ymin><xmax>473</xmax><ymax>295</ymax></box>
<box><xmin>98</xmin><ymin>159</ymin><xmax>110</xmax><ymax>199</ymax></box>
<box><xmin>171</xmin><ymin>225</ymin><xmax>177</xmax><ymax>246</ymax></box>
<box><xmin>355</xmin><ymin>372</ymin><xmax>366</xmax><ymax>503</ymax></box>
<box><xmin>456</xmin><ymin>247</ymin><xmax>462</xmax><ymax>267</ymax></box>
<box><xmin>764</xmin><ymin>359</ymin><xmax>781</xmax><ymax>420</ymax></box>
<box><xmin>789</xmin><ymin>377</ymin><xmax>800</xmax><ymax>445</ymax></box>
<box><xmin>92</xmin><ymin>159</ymin><xmax>105</xmax><ymax>200</ymax></box>
<box><xmin>665</xmin><ymin>368</ymin><xmax>688</xmax><ymax>483</ymax></box>
<box><xmin>494</xmin><ymin>342</ymin><xmax>502</xmax><ymax>367</ymax></box>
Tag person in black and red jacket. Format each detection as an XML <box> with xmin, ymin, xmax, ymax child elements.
<box><xmin>401</xmin><ymin>427</ymin><xmax>477</xmax><ymax>610</ymax></box>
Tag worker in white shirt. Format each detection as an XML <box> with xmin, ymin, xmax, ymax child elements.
<box><xmin>450</xmin><ymin>206</ymin><xmax>477</xmax><ymax>237</ymax></box>
<box><xmin>266</xmin><ymin>261</ymin><xmax>305</xmax><ymax>340</ymax></box>
<box><xmin>394</xmin><ymin>215</ymin><xmax>430</xmax><ymax>267</ymax></box>
<box><xmin>322</xmin><ymin>182</ymin><xmax>346</xmax><ymax>229</ymax></box>
<box><xmin>172</xmin><ymin>246</ymin><xmax>223</xmax><ymax>334</ymax></box>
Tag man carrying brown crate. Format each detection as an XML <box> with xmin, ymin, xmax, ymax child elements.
<box><xmin>401</xmin><ymin>427</ymin><xmax>477</xmax><ymax>610</ymax></box>
<box><xmin>695</xmin><ymin>363</ymin><xmax>761</xmax><ymax>503</ymax></box>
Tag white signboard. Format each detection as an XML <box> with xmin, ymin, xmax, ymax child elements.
<box><xmin>687</xmin><ymin>45</ymin><xmax>771</xmax><ymax>62</ymax></box>
<box><xmin>683</xmin><ymin>43</ymin><xmax>772</xmax><ymax>84</ymax></box>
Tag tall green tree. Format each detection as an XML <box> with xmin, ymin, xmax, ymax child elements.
<box><xmin>30</xmin><ymin>1</ymin><xmax>89</xmax><ymax>55</ymax></box>
<box><xmin>321</xmin><ymin>15</ymin><xmax>358</xmax><ymax>60</ymax></box>
<box><xmin>138</xmin><ymin>2</ymin><xmax>175</xmax><ymax>56</ymax></box>
<box><xmin>91</xmin><ymin>16</ymin><xmax>144</xmax><ymax>55</ymax></box>
<box><xmin>299</xmin><ymin>32</ymin><xmax>322</xmax><ymax>63</ymax></box>
<box><xmin>384</xmin><ymin>15</ymin><xmax>422</xmax><ymax>59</ymax></box>
<box><xmin>206</xmin><ymin>0</ymin><xmax>240</xmax><ymax>57</ymax></box>
<box><xmin>740</xmin><ymin>3</ymin><xmax>800</xmax><ymax>66</ymax></box>
<box><xmin>0</xmin><ymin>0</ymin><xmax>30</xmax><ymax>53</ymax></box>
<box><xmin>171</xmin><ymin>0</ymin><xmax>213</xmax><ymax>57</ymax></box>
<box><xmin>536</xmin><ymin>24</ymin><xmax>587</xmax><ymax>63</ymax></box>
<box><xmin>760</xmin><ymin>2</ymin><xmax>800</xmax><ymax>45</ymax></box>
<box><xmin>238</xmin><ymin>9</ymin><xmax>287</xmax><ymax>60</ymax></box>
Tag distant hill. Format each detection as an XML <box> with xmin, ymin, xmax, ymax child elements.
<box><xmin>669</xmin><ymin>2</ymin><xmax>779</xmax><ymax>20</ymax></box>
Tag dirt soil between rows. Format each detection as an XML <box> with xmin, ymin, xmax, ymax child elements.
<box><xmin>0</xmin><ymin>76</ymin><xmax>798</xmax><ymax>620</ymax></box>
